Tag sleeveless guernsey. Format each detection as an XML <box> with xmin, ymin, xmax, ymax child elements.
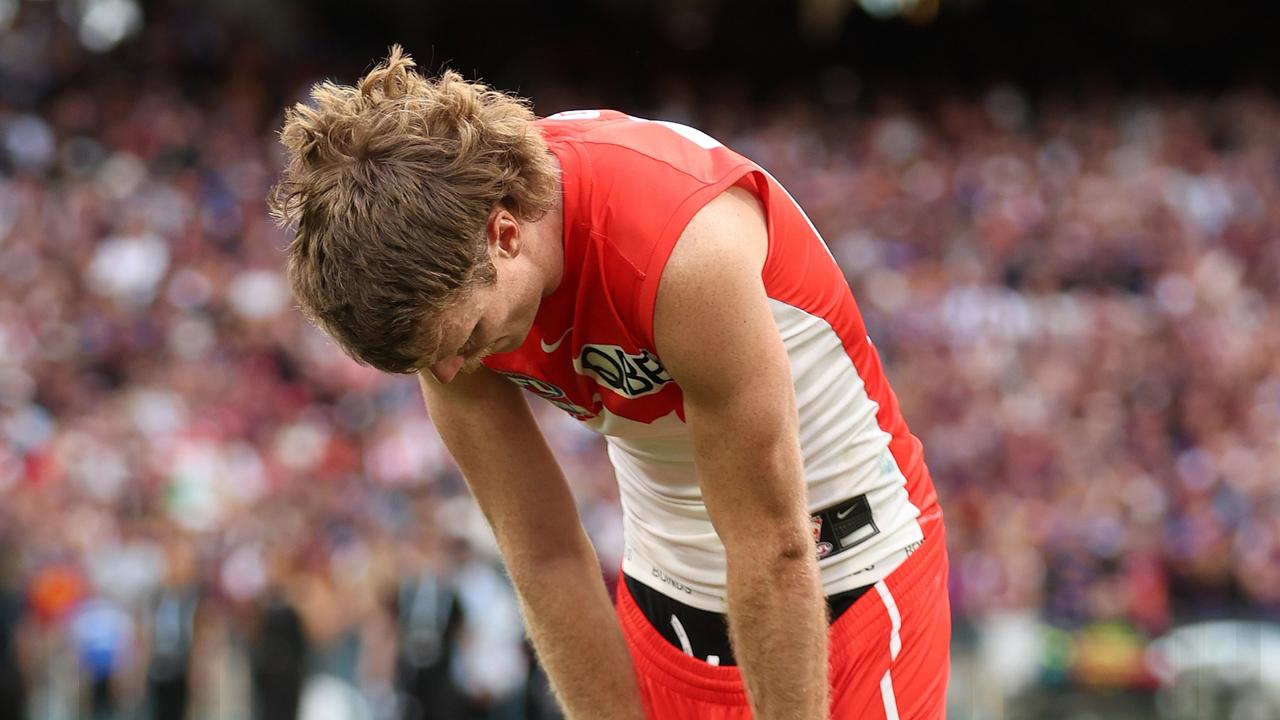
<box><xmin>482</xmin><ymin>110</ymin><xmax>941</xmax><ymax>613</ymax></box>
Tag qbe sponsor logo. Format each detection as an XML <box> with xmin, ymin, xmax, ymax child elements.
<box><xmin>574</xmin><ymin>344</ymin><xmax>673</xmax><ymax>399</ymax></box>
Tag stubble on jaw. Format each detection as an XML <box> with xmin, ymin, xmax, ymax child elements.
<box><xmin>459</xmin><ymin>339</ymin><xmax>502</xmax><ymax>374</ymax></box>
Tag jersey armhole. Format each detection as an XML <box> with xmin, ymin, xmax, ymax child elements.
<box><xmin>635</xmin><ymin>165</ymin><xmax>766</xmax><ymax>349</ymax></box>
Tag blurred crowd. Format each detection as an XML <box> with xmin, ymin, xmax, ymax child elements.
<box><xmin>1</xmin><ymin>4</ymin><xmax>1279</xmax><ymax>720</ymax></box>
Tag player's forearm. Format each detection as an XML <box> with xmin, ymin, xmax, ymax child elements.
<box><xmin>506</xmin><ymin>543</ymin><xmax>645</xmax><ymax>720</ymax></box>
<box><xmin>420</xmin><ymin>372</ymin><xmax>644</xmax><ymax>717</ymax></box>
<box><xmin>725</xmin><ymin>530</ymin><xmax>829</xmax><ymax>719</ymax></box>
<box><xmin>688</xmin><ymin>414</ymin><xmax>830</xmax><ymax>717</ymax></box>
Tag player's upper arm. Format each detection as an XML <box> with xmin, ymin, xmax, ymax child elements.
<box><xmin>418</xmin><ymin>368</ymin><xmax>589</xmax><ymax>565</ymax></box>
<box><xmin>653</xmin><ymin>187</ymin><xmax>810</xmax><ymax>554</ymax></box>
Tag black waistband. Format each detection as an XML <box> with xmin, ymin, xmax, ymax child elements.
<box><xmin>622</xmin><ymin>575</ymin><xmax>873</xmax><ymax>667</ymax></box>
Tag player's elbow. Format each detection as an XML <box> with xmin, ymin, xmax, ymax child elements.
<box><xmin>725</xmin><ymin>533</ymin><xmax>822</xmax><ymax>608</ymax></box>
<box><xmin>766</xmin><ymin>529</ymin><xmax>817</xmax><ymax>567</ymax></box>
<box><xmin>723</xmin><ymin>517</ymin><xmax>814</xmax><ymax>570</ymax></box>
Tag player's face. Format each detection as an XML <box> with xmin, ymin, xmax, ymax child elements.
<box><xmin>420</xmin><ymin>255</ymin><xmax>542</xmax><ymax>384</ymax></box>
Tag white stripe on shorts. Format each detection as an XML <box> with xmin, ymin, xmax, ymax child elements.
<box><xmin>669</xmin><ymin>614</ymin><xmax>693</xmax><ymax>656</ymax></box>
<box><xmin>874</xmin><ymin>580</ymin><xmax>902</xmax><ymax>661</ymax></box>
<box><xmin>880</xmin><ymin>669</ymin><xmax>900</xmax><ymax>720</ymax></box>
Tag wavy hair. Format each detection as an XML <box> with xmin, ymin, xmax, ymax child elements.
<box><xmin>269</xmin><ymin>45</ymin><xmax>558</xmax><ymax>373</ymax></box>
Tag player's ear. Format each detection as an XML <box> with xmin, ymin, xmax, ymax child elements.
<box><xmin>487</xmin><ymin>205</ymin><xmax>522</xmax><ymax>259</ymax></box>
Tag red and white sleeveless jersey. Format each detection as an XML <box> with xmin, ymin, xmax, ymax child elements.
<box><xmin>483</xmin><ymin>110</ymin><xmax>941</xmax><ymax>613</ymax></box>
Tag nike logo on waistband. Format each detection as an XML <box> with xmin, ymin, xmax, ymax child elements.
<box><xmin>540</xmin><ymin>327</ymin><xmax>573</xmax><ymax>353</ymax></box>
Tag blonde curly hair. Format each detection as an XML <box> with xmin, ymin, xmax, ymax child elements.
<box><xmin>269</xmin><ymin>45</ymin><xmax>558</xmax><ymax>373</ymax></box>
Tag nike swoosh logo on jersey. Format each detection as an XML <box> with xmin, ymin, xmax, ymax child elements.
<box><xmin>836</xmin><ymin>506</ymin><xmax>856</xmax><ymax>520</ymax></box>
<box><xmin>540</xmin><ymin>327</ymin><xmax>573</xmax><ymax>353</ymax></box>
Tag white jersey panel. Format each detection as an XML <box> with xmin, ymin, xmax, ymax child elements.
<box><xmin>612</xmin><ymin>299</ymin><xmax>923</xmax><ymax>613</ymax></box>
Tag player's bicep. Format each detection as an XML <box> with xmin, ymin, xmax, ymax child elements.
<box><xmin>655</xmin><ymin>193</ymin><xmax>772</xmax><ymax>393</ymax></box>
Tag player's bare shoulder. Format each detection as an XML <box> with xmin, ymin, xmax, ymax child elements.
<box><xmin>659</xmin><ymin>185</ymin><xmax>770</xmax><ymax>326</ymax></box>
<box><xmin>653</xmin><ymin>184</ymin><xmax>783</xmax><ymax>396</ymax></box>
<box><xmin>670</xmin><ymin>186</ymin><xmax>768</xmax><ymax>278</ymax></box>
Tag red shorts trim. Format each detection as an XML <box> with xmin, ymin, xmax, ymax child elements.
<box><xmin>616</xmin><ymin>512</ymin><xmax>950</xmax><ymax>719</ymax></box>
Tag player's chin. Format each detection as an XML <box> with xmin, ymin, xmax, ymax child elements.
<box><xmin>459</xmin><ymin>345</ymin><xmax>499</xmax><ymax>375</ymax></box>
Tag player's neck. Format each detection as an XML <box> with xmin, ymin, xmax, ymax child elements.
<box><xmin>534</xmin><ymin>160</ymin><xmax>565</xmax><ymax>298</ymax></box>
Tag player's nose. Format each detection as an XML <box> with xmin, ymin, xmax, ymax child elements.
<box><xmin>429</xmin><ymin>355</ymin><xmax>465</xmax><ymax>384</ymax></box>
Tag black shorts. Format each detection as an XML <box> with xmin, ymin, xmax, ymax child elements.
<box><xmin>622</xmin><ymin>574</ymin><xmax>873</xmax><ymax>666</ymax></box>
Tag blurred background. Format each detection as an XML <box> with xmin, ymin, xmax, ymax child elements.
<box><xmin>1</xmin><ymin>0</ymin><xmax>1278</xmax><ymax>718</ymax></box>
